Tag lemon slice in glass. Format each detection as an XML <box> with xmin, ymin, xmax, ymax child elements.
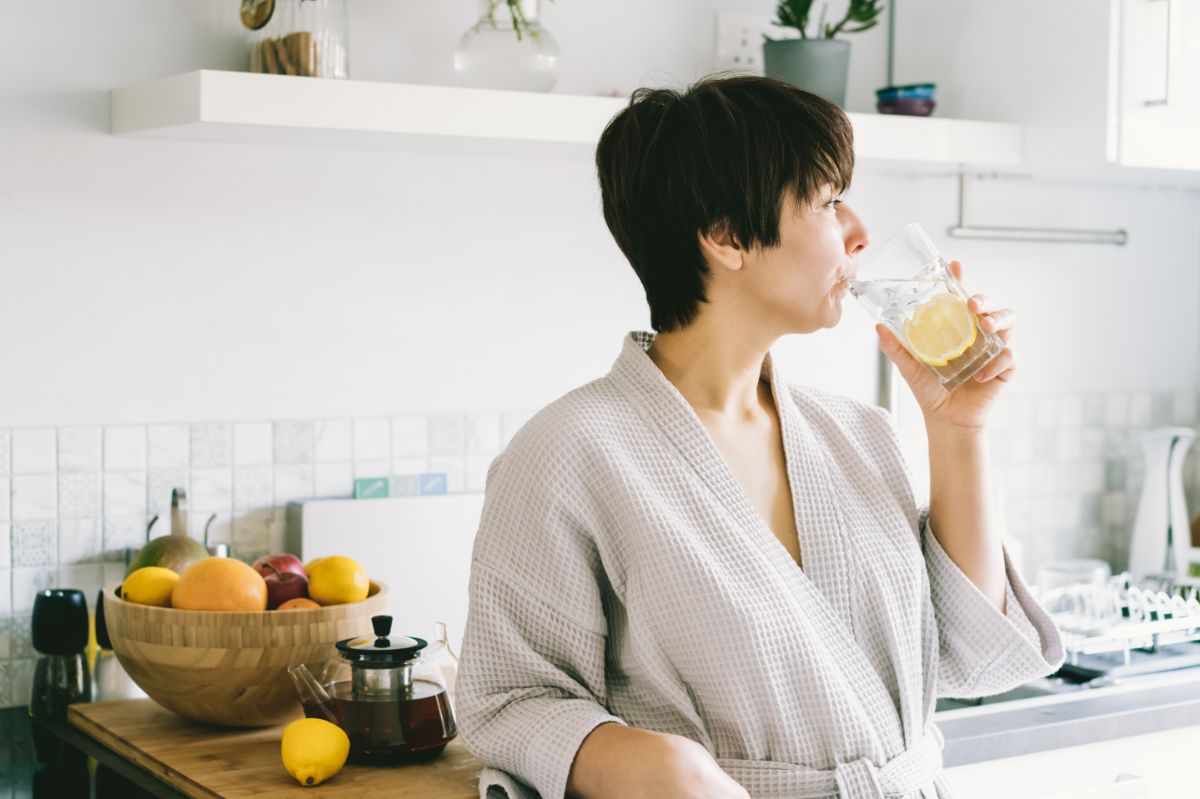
<box><xmin>902</xmin><ymin>293</ymin><xmax>977</xmax><ymax>366</ymax></box>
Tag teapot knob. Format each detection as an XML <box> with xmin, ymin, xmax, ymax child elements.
<box><xmin>371</xmin><ymin>615</ymin><xmax>393</xmax><ymax>638</ymax></box>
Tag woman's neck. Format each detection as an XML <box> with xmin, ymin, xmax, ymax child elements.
<box><xmin>646</xmin><ymin>319</ymin><xmax>775</xmax><ymax>420</ymax></box>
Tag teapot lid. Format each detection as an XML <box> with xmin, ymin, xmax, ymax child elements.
<box><xmin>336</xmin><ymin>615</ymin><xmax>426</xmax><ymax>667</ymax></box>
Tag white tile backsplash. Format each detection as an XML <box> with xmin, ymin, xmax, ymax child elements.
<box><xmin>12</xmin><ymin>429</ymin><xmax>56</xmax><ymax>474</ymax></box>
<box><xmin>103</xmin><ymin>472</ymin><xmax>147</xmax><ymax>517</ymax></box>
<box><xmin>314</xmin><ymin>420</ymin><xmax>352</xmax><ymax>462</ymax></box>
<box><xmin>314</xmin><ymin>462</ymin><xmax>353</xmax><ymax>497</ymax></box>
<box><xmin>3</xmin><ymin>391</ymin><xmax>1192</xmax><ymax>709</ymax></box>
<box><xmin>233</xmin><ymin>423</ymin><xmax>273</xmax><ymax>465</ymax></box>
<box><xmin>104</xmin><ymin>426</ymin><xmax>146</xmax><ymax>471</ymax></box>
<box><xmin>57</xmin><ymin>427</ymin><xmax>102</xmax><ymax>472</ymax></box>
<box><xmin>390</xmin><ymin>416</ymin><xmax>429</xmax><ymax>459</ymax></box>
<box><xmin>148</xmin><ymin>424</ymin><xmax>190</xmax><ymax>468</ymax></box>
<box><xmin>353</xmin><ymin>419</ymin><xmax>390</xmax><ymax>462</ymax></box>
<box><xmin>12</xmin><ymin>476</ymin><xmax>56</xmax><ymax>520</ymax></box>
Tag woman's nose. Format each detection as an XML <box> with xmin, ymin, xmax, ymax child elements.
<box><xmin>840</xmin><ymin>204</ymin><xmax>869</xmax><ymax>256</ymax></box>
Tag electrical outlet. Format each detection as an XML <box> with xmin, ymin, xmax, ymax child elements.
<box><xmin>713</xmin><ymin>12</ymin><xmax>799</xmax><ymax>76</ymax></box>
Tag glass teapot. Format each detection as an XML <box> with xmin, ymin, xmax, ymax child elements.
<box><xmin>289</xmin><ymin>615</ymin><xmax>457</xmax><ymax>764</ymax></box>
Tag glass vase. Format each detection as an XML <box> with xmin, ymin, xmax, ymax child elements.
<box><xmin>453</xmin><ymin>0</ymin><xmax>560</xmax><ymax>92</ymax></box>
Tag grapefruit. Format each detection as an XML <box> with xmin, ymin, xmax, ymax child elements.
<box><xmin>171</xmin><ymin>557</ymin><xmax>268</xmax><ymax>611</ymax></box>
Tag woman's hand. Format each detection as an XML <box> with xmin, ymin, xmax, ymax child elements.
<box><xmin>568</xmin><ymin>724</ymin><xmax>749</xmax><ymax>799</ymax></box>
<box><xmin>875</xmin><ymin>259</ymin><xmax>1016</xmax><ymax>432</ymax></box>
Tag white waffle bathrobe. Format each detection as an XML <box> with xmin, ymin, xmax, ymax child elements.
<box><xmin>457</xmin><ymin>331</ymin><xmax>1064</xmax><ymax>799</ymax></box>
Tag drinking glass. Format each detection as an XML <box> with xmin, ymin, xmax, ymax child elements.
<box><xmin>849</xmin><ymin>223</ymin><xmax>1004</xmax><ymax>391</ymax></box>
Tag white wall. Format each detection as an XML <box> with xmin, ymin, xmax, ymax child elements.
<box><xmin>1</xmin><ymin>0</ymin><xmax>1198</xmax><ymax>424</ymax></box>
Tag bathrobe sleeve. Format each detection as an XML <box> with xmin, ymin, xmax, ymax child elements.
<box><xmin>456</xmin><ymin>431</ymin><xmax>627</xmax><ymax>799</ymax></box>
<box><xmin>921</xmin><ymin>512</ymin><xmax>1066</xmax><ymax>698</ymax></box>
<box><xmin>862</xmin><ymin>402</ymin><xmax>1065</xmax><ymax>699</ymax></box>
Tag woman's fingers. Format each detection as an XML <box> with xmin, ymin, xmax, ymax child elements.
<box><xmin>974</xmin><ymin>347</ymin><xmax>1017</xmax><ymax>383</ymax></box>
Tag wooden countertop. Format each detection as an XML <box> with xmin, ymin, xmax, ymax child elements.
<box><xmin>69</xmin><ymin>699</ymin><xmax>481</xmax><ymax>798</ymax></box>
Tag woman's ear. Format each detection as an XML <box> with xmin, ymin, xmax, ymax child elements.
<box><xmin>697</xmin><ymin>221</ymin><xmax>745</xmax><ymax>273</ymax></box>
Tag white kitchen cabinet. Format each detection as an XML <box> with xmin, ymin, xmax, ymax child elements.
<box><xmin>1118</xmin><ymin>0</ymin><xmax>1200</xmax><ymax>170</ymax></box>
<box><xmin>942</xmin><ymin>724</ymin><xmax>1196</xmax><ymax>798</ymax></box>
<box><xmin>893</xmin><ymin>0</ymin><xmax>1200</xmax><ymax>176</ymax></box>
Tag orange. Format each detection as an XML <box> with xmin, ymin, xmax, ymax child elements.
<box><xmin>277</xmin><ymin>597</ymin><xmax>321</xmax><ymax>611</ymax></box>
<box><xmin>171</xmin><ymin>557</ymin><xmax>268</xmax><ymax>611</ymax></box>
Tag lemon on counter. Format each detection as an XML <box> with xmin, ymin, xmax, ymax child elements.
<box><xmin>902</xmin><ymin>293</ymin><xmax>978</xmax><ymax>366</ymax></box>
<box><xmin>306</xmin><ymin>556</ymin><xmax>369</xmax><ymax>606</ymax></box>
<box><xmin>121</xmin><ymin>566</ymin><xmax>180</xmax><ymax>607</ymax></box>
<box><xmin>281</xmin><ymin>718</ymin><xmax>350</xmax><ymax>787</ymax></box>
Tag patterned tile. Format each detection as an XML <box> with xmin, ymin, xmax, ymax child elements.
<box><xmin>103</xmin><ymin>516</ymin><xmax>148</xmax><ymax>561</ymax></box>
<box><xmin>429</xmin><ymin>415</ymin><xmax>466</xmax><ymax>456</ymax></box>
<box><xmin>233</xmin><ymin>467</ymin><xmax>273</xmax><ymax>510</ymax></box>
<box><xmin>10</xmin><ymin>617</ymin><xmax>32</xmax><ymax>660</ymax></box>
<box><xmin>0</xmin><ymin>478</ymin><xmax>8</xmax><ymax>521</ymax></box>
<box><xmin>147</xmin><ymin>468</ymin><xmax>189</xmax><ymax>516</ymax></box>
<box><xmin>57</xmin><ymin>427</ymin><xmax>101</xmax><ymax>472</ymax></box>
<box><xmin>0</xmin><ymin>430</ymin><xmax>9</xmax><ymax>476</ymax></box>
<box><xmin>273</xmin><ymin>421</ymin><xmax>313</xmax><ymax>465</ymax></box>
<box><xmin>0</xmin><ymin>522</ymin><xmax>9</xmax><ymax>570</ymax></box>
<box><xmin>0</xmin><ymin>568</ymin><xmax>9</xmax><ymax>615</ymax></box>
<box><xmin>273</xmin><ymin>465</ymin><xmax>314</xmax><ymax>505</ymax></box>
<box><xmin>58</xmin><ymin>472</ymin><xmax>101</xmax><ymax>519</ymax></box>
<box><xmin>190</xmin><ymin>423</ymin><xmax>232</xmax><ymax>468</ymax></box>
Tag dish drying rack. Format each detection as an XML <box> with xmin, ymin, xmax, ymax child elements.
<box><xmin>1043</xmin><ymin>572</ymin><xmax>1200</xmax><ymax>675</ymax></box>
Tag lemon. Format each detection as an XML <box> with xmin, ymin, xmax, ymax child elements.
<box><xmin>902</xmin><ymin>293</ymin><xmax>978</xmax><ymax>366</ymax></box>
<box><xmin>306</xmin><ymin>556</ymin><xmax>369</xmax><ymax>606</ymax></box>
<box><xmin>121</xmin><ymin>566</ymin><xmax>179</xmax><ymax>607</ymax></box>
<box><xmin>281</xmin><ymin>718</ymin><xmax>349</xmax><ymax>787</ymax></box>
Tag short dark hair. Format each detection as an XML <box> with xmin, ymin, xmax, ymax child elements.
<box><xmin>595</xmin><ymin>74</ymin><xmax>855</xmax><ymax>332</ymax></box>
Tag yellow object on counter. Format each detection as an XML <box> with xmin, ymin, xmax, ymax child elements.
<box><xmin>281</xmin><ymin>718</ymin><xmax>350</xmax><ymax>787</ymax></box>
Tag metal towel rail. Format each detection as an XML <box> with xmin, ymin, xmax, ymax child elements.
<box><xmin>947</xmin><ymin>173</ymin><xmax>1129</xmax><ymax>246</ymax></box>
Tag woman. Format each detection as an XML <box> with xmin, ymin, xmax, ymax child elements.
<box><xmin>456</xmin><ymin>74</ymin><xmax>1064</xmax><ymax>799</ymax></box>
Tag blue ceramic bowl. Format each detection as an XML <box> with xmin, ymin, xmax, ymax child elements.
<box><xmin>875</xmin><ymin>84</ymin><xmax>936</xmax><ymax>101</ymax></box>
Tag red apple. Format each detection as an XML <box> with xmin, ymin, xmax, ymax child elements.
<box><xmin>252</xmin><ymin>553</ymin><xmax>306</xmax><ymax>580</ymax></box>
<box><xmin>261</xmin><ymin>563</ymin><xmax>310</xmax><ymax>609</ymax></box>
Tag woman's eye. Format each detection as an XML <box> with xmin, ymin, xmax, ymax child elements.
<box><xmin>825</xmin><ymin>198</ymin><xmax>843</xmax><ymax>209</ymax></box>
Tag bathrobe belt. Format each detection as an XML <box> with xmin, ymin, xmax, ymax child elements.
<box><xmin>716</xmin><ymin>726</ymin><xmax>945</xmax><ymax>799</ymax></box>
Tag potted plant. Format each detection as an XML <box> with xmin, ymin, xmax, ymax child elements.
<box><xmin>764</xmin><ymin>0</ymin><xmax>884</xmax><ymax>107</ymax></box>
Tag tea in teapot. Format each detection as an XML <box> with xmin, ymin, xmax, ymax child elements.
<box><xmin>289</xmin><ymin>615</ymin><xmax>457</xmax><ymax>764</ymax></box>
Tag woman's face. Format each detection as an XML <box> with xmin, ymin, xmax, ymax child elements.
<box><xmin>738</xmin><ymin>185</ymin><xmax>870</xmax><ymax>334</ymax></box>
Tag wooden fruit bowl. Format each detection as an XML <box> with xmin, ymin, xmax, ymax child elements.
<box><xmin>102</xmin><ymin>580</ymin><xmax>388</xmax><ymax>728</ymax></box>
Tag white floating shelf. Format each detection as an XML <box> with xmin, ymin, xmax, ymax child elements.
<box><xmin>110</xmin><ymin>70</ymin><xmax>1023</xmax><ymax>166</ymax></box>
